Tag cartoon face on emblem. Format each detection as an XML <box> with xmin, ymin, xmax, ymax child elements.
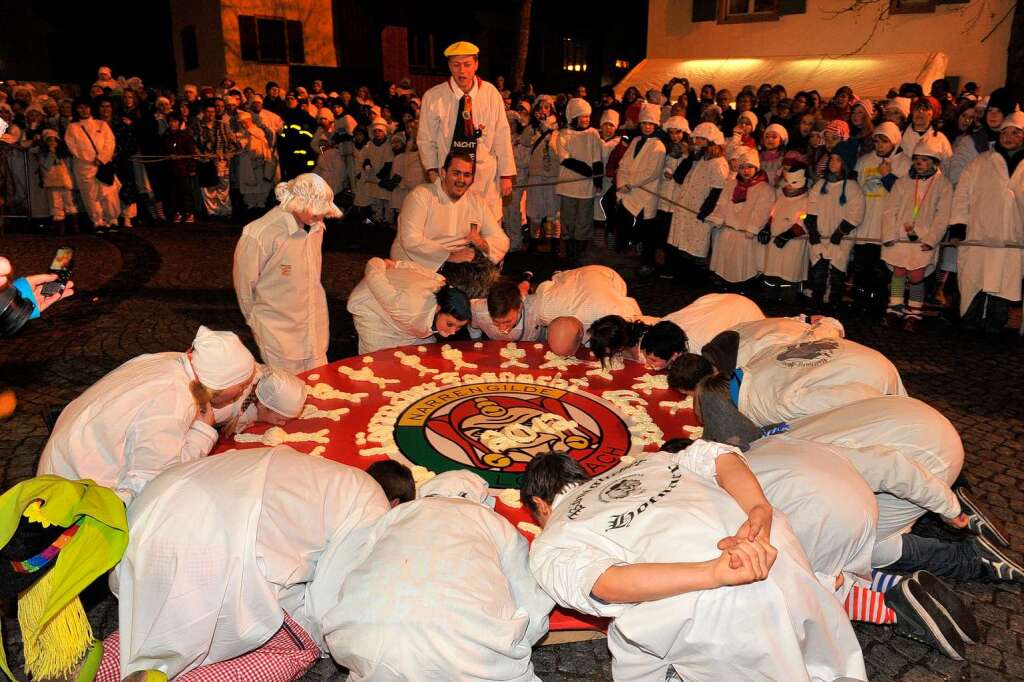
<box><xmin>427</xmin><ymin>396</ymin><xmax>597</xmax><ymax>471</ymax></box>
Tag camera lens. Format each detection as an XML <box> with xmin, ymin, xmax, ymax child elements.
<box><xmin>0</xmin><ymin>285</ymin><xmax>34</xmax><ymax>337</ymax></box>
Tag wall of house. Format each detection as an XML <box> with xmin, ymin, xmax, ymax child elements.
<box><xmin>381</xmin><ymin>26</ymin><xmax>447</xmax><ymax>95</ymax></box>
<box><xmin>647</xmin><ymin>0</ymin><xmax>1012</xmax><ymax>91</ymax></box>
<box><xmin>170</xmin><ymin>0</ymin><xmax>228</xmax><ymax>89</ymax></box>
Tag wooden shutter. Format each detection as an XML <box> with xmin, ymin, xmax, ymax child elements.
<box><xmin>693</xmin><ymin>0</ymin><xmax>717</xmax><ymax>22</ymax></box>
<box><xmin>778</xmin><ymin>0</ymin><xmax>807</xmax><ymax>15</ymax></box>
<box><xmin>287</xmin><ymin>20</ymin><xmax>305</xmax><ymax>64</ymax></box>
<box><xmin>238</xmin><ymin>15</ymin><xmax>259</xmax><ymax>61</ymax></box>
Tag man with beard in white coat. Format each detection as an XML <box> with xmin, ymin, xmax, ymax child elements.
<box><xmin>950</xmin><ymin>111</ymin><xmax>1024</xmax><ymax>334</ymax></box>
<box><xmin>103</xmin><ymin>446</ymin><xmax>389</xmax><ymax>680</ymax></box>
<box><xmin>37</xmin><ymin>326</ymin><xmax>255</xmax><ymax>504</ymax></box>
<box><xmin>391</xmin><ymin>151</ymin><xmax>509</xmax><ymax>272</ymax></box>
<box><xmin>470</xmin><ymin>265</ymin><xmax>642</xmax><ymax>355</ymax></box>
<box><xmin>233</xmin><ymin>173</ymin><xmax>342</xmax><ymax>373</ymax></box>
<box><xmin>418</xmin><ymin>41</ymin><xmax>515</xmax><ymax>221</ymax></box>
<box><xmin>522</xmin><ymin>445</ymin><xmax>867</xmax><ymax>682</ymax></box>
<box><xmin>348</xmin><ymin>257</ymin><xmax>473</xmax><ymax>353</ymax></box>
<box><xmin>323</xmin><ymin>471</ymin><xmax>554</xmax><ymax>681</ymax></box>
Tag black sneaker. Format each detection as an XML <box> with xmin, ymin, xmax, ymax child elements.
<box><xmin>955</xmin><ymin>484</ymin><xmax>1011</xmax><ymax>548</ymax></box>
<box><xmin>887</xmin><ymin>577</ymin><xmax>966</xmax><ymax>660</ymax></box>
<box><xmin>911</xmin><ymin>571</ymin><xmax>980</xmax><ymax>644</ymax></box>
<box><xmin>973</xmin><ymin>536</ymin><xmax>1024</xmax><ymax>583</ymax></box>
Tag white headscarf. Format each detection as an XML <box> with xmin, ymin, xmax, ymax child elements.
<box><xmin>190</xmin><ymin>326</ymin><xmax>255</xmax><ymax>389</ymax></box>
<box><xmin>255</xmin><ymin>369</ymin><xmax>306</xmax><ymax>418</ymax></box>
<box><xmin>418</xmin><ymin>470</ymin><xmax>492</xmax><ymax>505</ymax></box>
<box><xmin>274</xmin><ymin>173</ymin><xmax>343</xmax><ymax>219</ymax></box>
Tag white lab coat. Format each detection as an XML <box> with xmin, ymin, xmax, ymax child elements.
<box><xmin>668</xmin><ymin>156</ymin><xmax>731</xmax><ymax>258</ymax></box>
<box><xmin>657</xmin><ymin>156</ymin><xmax>684</xmax><ymax>214</ymax></box>
<box><xmin>745</xmin><ymin>438</ymin><xmax>878</xmax><ymax>599</ymax></box>
<box><xmin>806</xmin><ymin>178</ymin><xmax>866</xmax><ymax>272</ymax></box>
<box><xmin>780</xmin><ymin>396</ymin><xmax>963</xmax><ymax>566</ymax></box>
<box><xmin>390</xmin><ymin>150</ymin><xmax>428</xmax><ymax>212</ymax></box>
<box><xmin>323</xmin><ymin>474</ymin><xmax>553</xmax><ymax>681</ymax></box>
<box><xmin>533</xmin><ymin>265</ymin><xmax>642</xmax><ymax>329</ymax></box>
<box><xmin>617</xmin><ymin>136</ymin><xmax>667</xmax><ymax>219</ymax></box>
<box><xmin>595</xmin><ymin>136</ymin><xmax>620</xmax><ymax>221</ymax></box>
<box><xmin>764</xmin><ymin>191</ymin><xmax>810</xmax><ymax>282</ymax></box>
<box><xmin>556</xmin><ymin>127</ymin><xmax>603</xmax><ymax>200</ymax></box>
<box><xmin>37</xmin><ymin>353</ymin><xmax>218</xmax><ymax>504</ymax></box>
<box><xmin>881</xmin><ymin>172</ymin><xmax>953</xmax><ymax>272</ymax></box>
<box><xmin>901</xmin><ymin>127</ymin><xmax>952</xmax><ymax>166</ymax></box>
<box><xmin>855</xmin><ymin>150</ymin><xmax>910</xmax><ymax>243</ymax></box>
<box><xmin>418</xmin><ymin>78</ymin><xmax>515</xmax><ymax>220</ymax></box>
<box><xmin>730</xmin><ymin>315</ymin><xmax>845</xmax><ymax>367</ymax></box>
<box><xmin>469</xmin><ymin>296</ymin><xmax>546</xmax><ymax>343</ymax></box>
<box><xmin>708</xmin><ymin>178</ymin><xmax>774</xmax><ymax>282</ymax></box>
<box><xmin>113</xmin><ymin>447</ymin><xmax>389</xmax><ymax>679</ymax></box>
<box><xmin>530</xmin><ymin>443</ymin><xmax>866</xmax><ymax>682</ymax></box>
<box><xmin>347</xmin><ymin>258</ymin><xmax>445</xmax><ymax>354</ymax></box>
<box><xmin>233</xmin><ymin>207</ymin><xmax>328</xmax><ymax>373</ymax></box>
<box><xmin>391</xmin><ymin>180</ymin><xmax>509</xmax><ymax>271</ymax></box>
<box><xmin>738</xmin><ymin>336</ymin><xmax>906</xmax><ymax>427</ymax></box>
<box><xmin>951</xmin><ymin>150</ymin><xmax>1024</xmax><ymax>315</ymax></box>
<box><xmin>660</xmin><ymin>293</ymin><xmax>765</xmax><ymax>355</ymax></box>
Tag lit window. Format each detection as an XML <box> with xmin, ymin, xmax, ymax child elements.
<box><xmin>614</xmin><ymin>59</ymin><xmax>631</xmax><ymax>70</ymax></box>
<box><xmin>238</xmin><ymin>15</ymin><xmax>305</xmax><ymax>64</ymax></box>
<box><xmin>718</xmin><ymin>0</ymin><xmax>779</xmax><ymax>23</ymax></box>
<box><xmin>562</xmin><ymin>36</ymin><xmax>589</xmax><ymax>73</ymax></box>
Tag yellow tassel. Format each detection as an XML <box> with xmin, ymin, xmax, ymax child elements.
<box><xmin>17</xmin><ymin>568</ymin><xmax>93</xmax><ymax>680</ymax></box>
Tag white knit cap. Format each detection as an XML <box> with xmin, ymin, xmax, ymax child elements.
<box><xmin>275</xmin><ymin>173</ymin><xmax>343</xmax><ymax>219</ymax></box>
<box><xmin>692</xmin><ymin>122</ymin><xmax>725</xmax><ymax>146</ymax></box>
<box><xmin>764</xmin><ymin>123</ymin><xmax>789</xmax><ymax>145</ymax></box>
<box><xmin>418</xmin><ymin>470</ymin><xmax>490</xmax><ymax>503</ymax></box>
<box><xmin>566</xmin><ymin>97</ymin><xmax>592</xmax><ymax>123</ymax></box>
<box><xmin>872</xmin><ymin>121</ymin><xmax>902</xmax><ymax>147</ymax></box>
<box><xmin>0</xmin><ymin>119</ymin><xmax>7</xmax><ymax>137</ymax></box>
<box><xmin>912</xmin><ymin>134</ymin><xmax>947</xmax><ymax>162</ymax></box>
<box><xmin>999</xmin><ymin>111</ymin><xmax>1024</xmax><ymax>131</ymax></box>
<box><xmin>600</xmin><ymin>108</ymin><xmax>620</xmax><ymax>128</ymax></box>
<box><xmin>639</xmin><ymin>102</ymin><xmax>661</xmax><ymax>125</ymax></box>
<box><xmin>664</xmin><ymin>115</ymin><xmax>690</xmax><ymax>133</ymax></box>
<box><xmin>255</xmin><ymin>369</ymin><xmax>306</xmax><ymax>418</ymax></box>
<box><xmin>736</xmin><ymin>147</ymin><xmax>760</xmax><ymax>169</ymax></box>
<box><xmin>888</xmin><ymin>97</ymin><xmax>912</xmax><ymax>118</ymax></box>
<box><xmin>737</xmin><ymin>110</ymin><xmax>758</xmax><ymax>130</ymax></box>
<box><xmin>190</xmin><ymin>326</ymin><xmax>255</xmax><ymax>390</ymax></box>
<box><xmin>369</xmin><ymin>117</ymin><xmax>388</xmax><ymax>132</ymax></box>
<box><xmin>317</xmin><ymin>107</ymin><xmax>335</xmax><ymax>122</ymax></box>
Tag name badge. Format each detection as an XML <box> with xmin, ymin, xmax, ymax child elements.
<box><xmin>280</xmin><ymin>264</ymin><xmax>292</xmax><ymax>277</ymax></box>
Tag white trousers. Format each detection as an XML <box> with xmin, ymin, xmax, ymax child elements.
<box><xmin>74</xmin><ymin>159</ymin><xmax>120</xmax><ymax>226</ymax></box>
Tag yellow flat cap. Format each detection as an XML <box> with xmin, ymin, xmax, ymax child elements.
<box><xmin>444</xmin><ymin>41</ymin><xmax>480</xmax><ymax>57</ymax></box>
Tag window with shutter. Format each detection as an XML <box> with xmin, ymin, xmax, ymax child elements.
<box><xmin>257</xmin><ymin>18</ymin><xmax>287</xmax><ymax>63</ymax></box>
<box><xmin>777</xmin><ymin>0</ymin><xmax>807</xmax><ymax>15</ymax></box>
<box><xmin>890</xmin><ymin>0</ymin><xmax>936</xmax><ymax>12</ymax></box>
<box><xmin>718</xmin><ymin>0</ymin><xmax>780</xmax><ymax>23</ymax></box>
<box><xmin>693</xmin><ymin>0</ymin><xmax>717</xmax><ymax>22</ymax></box>
<box><xmin>237</xmin><ymin>14</ymin><xmax>305</xmax><ymax>64</ymax></box>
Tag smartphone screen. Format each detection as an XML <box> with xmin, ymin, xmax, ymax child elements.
<box><xmin>49</xmin><ymin>246</ymin><xmax>74</xmax><ymax>274</ymax></box>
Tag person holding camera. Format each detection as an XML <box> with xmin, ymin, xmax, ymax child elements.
<box><xmin>0</xmin><ymin>256</ymin><xmax>75</xmax><ymax>337</ymax></box>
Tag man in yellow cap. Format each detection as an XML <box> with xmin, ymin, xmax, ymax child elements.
<box><xmin>418</xmin><ymin>40</ymin><xmax>515</xmax><ymax>222</ymax></box>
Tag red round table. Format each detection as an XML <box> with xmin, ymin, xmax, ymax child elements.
<box><xmin>215</xmin><ymin>340</ymin><xmax>701</xmax><ymax>632</ymax></box>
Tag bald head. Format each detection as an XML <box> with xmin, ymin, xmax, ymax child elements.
<box><xmin>547</xmin><ymin>317</ymin><xmax>585</xmax><ymax>357</ymax></box>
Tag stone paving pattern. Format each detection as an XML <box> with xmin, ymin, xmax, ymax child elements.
<box><xmin>0</xmin><ymin>219</ymin><xmax>1021</xmax><ymax>681</ymax></box>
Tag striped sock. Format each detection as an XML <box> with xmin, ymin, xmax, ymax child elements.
<box><xmin>889</xmin><ymin>275</ymin><xmax>906</xmax><ymax>308</ymax></box>
<box><xmin>844</xmin><ymin>585</ymin><xmax>897</xmax><ymax>624</ymax></box>
<box><xmin>871</xmin><ymin>570</ymin><xmax>904</xmax><ymax>592</ymax></box>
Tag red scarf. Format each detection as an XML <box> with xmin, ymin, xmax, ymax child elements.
<box><xmin>732</xmin><ymin>170</ymin><xmax>769</xmax><ymax>203</ymax></box>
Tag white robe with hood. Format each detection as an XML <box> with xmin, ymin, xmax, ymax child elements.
<box><xmin>950</xmin><ymin>149</ymin><xmax>1024</xmax><ymax>315</ymax></box>
<box><xmin>37</xmin><ymin>352</ymin><xmax>219</xmax><ymax>504</ymax></box>
<box><xmin>668</xmin><ymin>156</ymin><xmax>731</xmax><ymax>258</ymax></box>
<box><xmin>881</xmin><ymin>171</ymin><xmax>953</xmax><ymax>272</ymax></box>
<box><xmin>529</xmin><ymin>442</ymin><xmax>866</xmax><ymax>682</ymax></box>
<box><xmin>347</xmin><ymin>258</ymin><xmax>445</xmax><ymax>354</ymax></box>
<box><xmin>806</xmin><ymin>178</ymin><xmax>866</xmax><ymax>272</ymax></box>
<box><xmin>707</xmin><ymin>177</ymin><xmax>775</xmax><ymax>282</ymax></box>
<box><xmin>730</xmin><ymin>315</ymin><xmax>845</xmax><ymax>367</ymax></box>
<box><xmin>112</xmin><ymin>447</ymin><xmax>389</xmax><ymax>678</ymax></box>
<box><xmin>323</xmin><ymin>472</ymin><xmax>554</xmax><ymax>681</ymax></box>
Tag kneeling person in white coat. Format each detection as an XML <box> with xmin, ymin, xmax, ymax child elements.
<box><xmin>233</xmin><ymin>173</ymin><xmax>343</xmax><ymax>374</ymax></box>
<box><xmin>348</xmin><ymin>258</ymin><xmax>472</xmax><ymax>354</ymax></box>
<box><xmin>37</xmin><ymin>326</ymin><xmax>255</xmax><ymax>504</ymax></box>
<box><xmin>109</xmin><ymin>446</ymin><xmax>389</xmax><ymax>680</ymax></box>
<box><xmin>324</xmin><ymin>471</ymin><xmax>554</xmax><ymax>681</ymax></box>
<box><xmin>522</xmin><ymin>447</ymin><xmax>866</xmax><ymax>682</ymax></box>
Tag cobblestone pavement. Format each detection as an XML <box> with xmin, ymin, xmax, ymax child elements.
<box><xmin>1</xmin><ymin>219</ymin><xmax>1021</xmax><ymax>681</ymax></box>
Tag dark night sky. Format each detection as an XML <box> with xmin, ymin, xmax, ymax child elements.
<box><xmin>0</xmin><ymin>1</ymin><xmax>177</xmax><ymax>89</ymax></box>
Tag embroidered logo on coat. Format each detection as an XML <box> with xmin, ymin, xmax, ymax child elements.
<box><xmin>775</xmin><ymin>339</ymin><xmax>840</xmax><ymax>368</ymax></box>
